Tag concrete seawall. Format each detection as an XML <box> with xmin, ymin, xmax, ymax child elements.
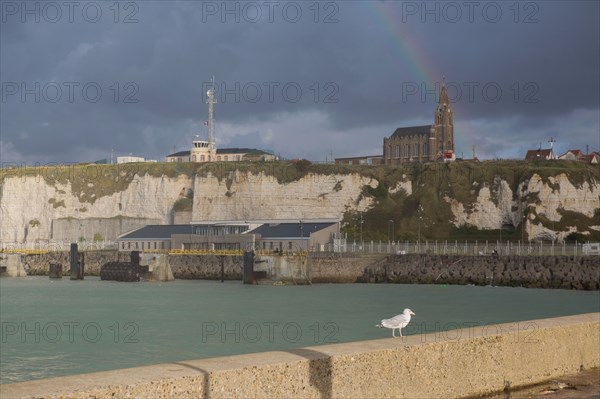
<box><xmin>2</xmin><ymin>313</ymin><xmax>598</xmax><ymax>399</ymax></box>
<box><xmin>14</xmin><ymin>252</ymin><xmax>600</xmax><ymax>289</ymax></box>
<box><xmin>19</xmin><ymin>251</ymin><xmax>131</xmax><ymax>276</ymax></box>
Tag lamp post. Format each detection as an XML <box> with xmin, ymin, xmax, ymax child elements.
<box><xmin>388</xmin><ymin>220</ymin><xmax>394</xmax><ymax>242</ymax></box>
<box><xmin>417</xmin><ymin>204</ymin><xmax>423</xmax><ymax>245</ymax></box>
<box><xmin>359</xmin><ymin>213</ymin><xmax>364</xmax><ymax>245</ymax></box>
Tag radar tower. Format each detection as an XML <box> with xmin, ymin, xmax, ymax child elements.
<box><xmin>206</xmin><ymin>77</ymin><xmax>217</xmax><ymax>155</ymax></box>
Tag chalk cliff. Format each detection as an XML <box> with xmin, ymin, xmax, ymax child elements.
<box><xmin>1</xmin><ymin>161</ymin><xmax>598</xmax><ymax>244</ymax></box>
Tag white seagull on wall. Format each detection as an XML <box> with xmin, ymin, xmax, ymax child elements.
<box><xmin>376</xmin><ymin>308</ymin><xmax>415</xmax><ymax>338</ymax></box>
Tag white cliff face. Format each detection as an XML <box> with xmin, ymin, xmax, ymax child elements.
<box><xmin>527</xmin><ymin>174</ymin><xmax>598</xmax><ymax>219</ymax></box>
<box><xmin>388</xmin><ymin>176</ymin><xmax>412</xmax><ymax>196</ymax></box>
<box><xmin>0</xmin><ymin>174</ymin><xmax>193</xmax><ymax>243</ymax></box>
<box><xmin>446</xmin><ymin>173</ymin><xmax>599</xmax><ymax>241</ymax></box>
<box><xmin>191</xmin><ymin>172</ymin><xmax>375</xmax><ymax>221</ymax></box>
<box><xmin>446</xmin><ymin>179</ymin><xmax>514</xmax><ymax>230</ymax></box>
<box><xmin>0</xmin><ymin>171</ymin><xmax>375</xmax><ymax>243</ymax></box>
<box><xmin>1</xmin><ymin>168</ymin><xmax>596</xmax><ymax>244</ymax></box>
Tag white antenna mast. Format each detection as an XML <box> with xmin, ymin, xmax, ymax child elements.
<box><xmin>206</xmin><ymin>76</ymin><xmax>217</xmax><ymax>155</ymax></box>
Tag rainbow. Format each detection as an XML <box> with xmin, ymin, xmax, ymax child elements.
<box><xmin>365</xmin><ymin>1</ymin><xmax>441</xmax><ymax>88</ymax></box>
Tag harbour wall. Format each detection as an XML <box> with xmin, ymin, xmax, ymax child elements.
<box><xmin>10</xmin><ymin>252</ymin><xmax>600</xmax><ymax>289</ymax></box>
<box><xmin>2</xmin><ymin>313</ymin><xmax>598</xmax><ymax>398</ymax></box>
<box><xmin>314</xmin><ymin>254</ymin><xmax>600</xmax><ymax>290</ymax></box>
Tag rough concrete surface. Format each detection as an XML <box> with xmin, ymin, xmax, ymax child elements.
<box><xmin>1</xmin><ymin>313</ymin><xmax>598</xmax><ymax>399</ymax></box>
<box><xmin>481</xmin><ymin>368</ymin><xmax>600</xmax><ymax>399</ymax></box>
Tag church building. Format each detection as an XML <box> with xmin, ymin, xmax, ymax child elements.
<box><xmin>384</xmin><ymin>81</ymin><xmax>455</xmax><ymax>165</ymax></box>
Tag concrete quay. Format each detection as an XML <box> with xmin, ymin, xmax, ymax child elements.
<box><xmin>1</xmin><ymin>313</ymin><xmax>598</xmax><ymax>399</ymax></box>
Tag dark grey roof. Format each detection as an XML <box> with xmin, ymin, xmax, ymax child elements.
<box><xmin>248</xmin><ymin>222</ymin><xmax>336</xmax><ymax>239</ymax></box>
<box><xmin>119</xmin><ymin>225</ymin><xmax>198</xmax><ymax>240</ymax></box>
<box><xmin>119</xmin><ymin>224</ymin><xmax>251</xmax><ymax>240</ymax></box>
<box><xmin>390</xmin><ymin>125</ymin><xmax>432</xmax><ymax>138</ymax></box>
<box><xmin>166</xmin><ymin>150</ymin><xmax>191</xmax><ymax>157</ymax></box>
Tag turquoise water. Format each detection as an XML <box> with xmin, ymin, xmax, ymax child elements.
<box><xmin>1</xmin><ymin>277</ymin><xmax>598</xmax><ymax>384</ymax></box>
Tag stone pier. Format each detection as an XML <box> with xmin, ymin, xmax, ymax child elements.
<box><xmin>2</xmin><ymin>313</ymin><xmax>598</xmax><ymax>399</ymax></box>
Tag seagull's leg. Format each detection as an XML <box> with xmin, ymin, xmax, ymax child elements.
<box><xmin>399</xmin><ymin>329</ymin><xmax>403</xmax><ymax>338</ymax></box>
<box><xmin>392</xmin><ymin>329</ymin><xmax>395</xmax><ymax>338</ymax></box>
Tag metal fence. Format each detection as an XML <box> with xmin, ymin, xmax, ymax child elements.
<box><xmin>0</xmin><ymin>240</ymin><xmax>117</xmax><ymax>252</ymax></box>
<box><xmin>2</xmin><ymin>240</ymin><xmax>598</xmax><ymax>257</ymax></box>
<box><xmin>316</xmin><ymin>240</ymin><xmax>600</xmax><ymax>257</ymax></box>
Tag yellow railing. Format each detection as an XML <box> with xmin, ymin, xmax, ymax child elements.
<box><xmin>254</xmin><ymin>250</ymin><xmax>308</xmax><ymax>257</ymax></box>
<box><xmin>141</xmin><ymin>250</ymin><xmax>171</xmax><ymax>254</ymax></box>
<box><xmin>168</xmin><ymin>249</ymin><xmax>244</xmax><ymax>256</ymax></box>
<box><xmin>0</xmin><ymin>249</ymin><xmax>49</xmax><ymax>255</ymax></box>
<box><xmin>165</xmin><ymin>249</ymin><xmax>308</xmax><ymax>257</ymax></box>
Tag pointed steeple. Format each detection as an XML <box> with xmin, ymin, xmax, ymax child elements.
<box><xmin>439</xmin><ymin>76</ymin><xmax>449</xmax><ymax>106</ymax></box>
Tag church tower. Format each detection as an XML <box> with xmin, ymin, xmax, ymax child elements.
<box><xmin>429</xmin><ymin>79</ymin><xmax>454</xmax><ymax>161</ymax></box>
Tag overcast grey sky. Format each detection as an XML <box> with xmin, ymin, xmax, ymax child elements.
<box><xmin>1</xmin><ymin>0</ymin><xmax>599</xmax><ymax>164</ymax></box>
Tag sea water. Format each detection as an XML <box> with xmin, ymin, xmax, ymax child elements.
<box><xmin>1</xmin><ymin>277</ymin><xmax>598</xmax><ymax>384</ymax></box>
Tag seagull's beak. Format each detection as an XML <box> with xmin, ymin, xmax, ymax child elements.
<box><xmin>411</xmin><ymin>311</ymin><xmax>416</xmax><ymax>316</ymax></box>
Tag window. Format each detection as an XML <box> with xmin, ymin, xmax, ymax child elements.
<box><xmin>200</xmin><ymin>155</ymin><xmax>205</xmax><ymax>161</ymax></box>
<box><xmin>395</xmin><ymin>145</ymin><xmax>400</xmax><ymax>159</ymax></box>
<box><xmin>154</xmin><ymin>242</ymin><xmax>157</xmax><ymax>249</ymax></box>
<box><xmin>404</xmin><ymin>144</ymin><xmax>409</xmax><ymax>158</ymax></box>
<box><xmin>217</xmin><ymin>156</ymin><xmax>221</xmax><ymax>161</ymax></box>
<box><xmin>128</xmin><ymin>242</ymin><xmax>131</xmax><ymax>249</ymax></box>
<box><xmin>236</xmin><ymin>155</ymin><xmax>241</xmax><ymax>161</ymax></box>
<box><xmin>414</xmin><ymin>143</ymin><xmax>418</xmax><ymax>157</ymax></box>
<box><xmin>224</xmin><ymin>155</ymin><xmax>228</xmax><ymax>161</ymax></box>
<box><xmin>423</xmin><ymin>142</ymin><xmax>428</xmax><ymax>156</ymax></box>
<box><xmin>192</xmin><ymin>155</ymin><xmax>196</xmax><ymax>162</ymax></box>
<box><xmin>288</xmin><ymin>242</ymin><xmax>293</xmax><ymax>250</ymax></box>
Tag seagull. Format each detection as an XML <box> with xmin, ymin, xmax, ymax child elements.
<box><xmin>376</xmin><ymin>308</ymin><xmax>415</xmax><ymax>338</ymax></box>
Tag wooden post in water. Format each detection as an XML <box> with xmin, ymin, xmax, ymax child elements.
<box><xmin>70</xmin><ymin>243</ymin><xmax>79</xmax><ymax>280</ymax></box>
<box><xmin>78</xmin><ymin>252</ymin><xmax>85</xmax><ymax>279</ymax></box>
<box><xmin>49</xmin><ymin>263</ymin><xmax>62</xmax><ymax>279</ymax></box>
<box><xmin>243</xmin><ymin>251</ymin><xmax>254</xmax><ymax>284</ymax></box>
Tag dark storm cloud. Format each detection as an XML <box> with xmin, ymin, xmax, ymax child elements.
<box><xmin>1</xmin><ymin>0</ymin><xmax>598</xmax><ymax>164</ymax></box>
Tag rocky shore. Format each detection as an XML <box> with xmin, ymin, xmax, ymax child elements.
<box><xmin>11</xmin><ymin>251</ymin><xmax>600</xmax><ymax>290</ymax></box>
<box><xmin>357</xmin><ymin>254</ymin><xmax>600</xmax><ymax>290</ymax></box>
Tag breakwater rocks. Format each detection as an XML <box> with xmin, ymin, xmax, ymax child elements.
<box><xmin>358</xmin><ymin>254</ymin><xmax>600</xmax><ymax>290</ymax></box>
